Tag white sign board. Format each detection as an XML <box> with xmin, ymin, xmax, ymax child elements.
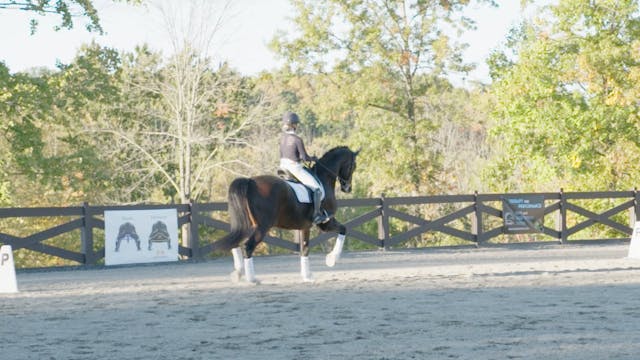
<box><xmin>628</xmin><ymin>221</ymin><xmax>640</xmax><ymax>259</ymax></box>
<box><xmin>0</xmin><ymin>245</ymin><xmax>18</xmax><ymax>293</ymax></box>
<box><xmin>104</xmin><ymin>209</ymin><xmax>179</xmax><ymax>266</ymax></box>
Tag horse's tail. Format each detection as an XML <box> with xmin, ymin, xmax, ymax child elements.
<box><xmin>213</xmin><ymin>177</ymin><xmax>256</xmax><ymax>252</ymax></box>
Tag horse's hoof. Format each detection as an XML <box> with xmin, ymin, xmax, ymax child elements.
<box><xmin>302</xmin><ymin>276</ymin><xmax>315</xmax><ymax>283</ymax></box>
<box><xmin>230</xmin><ymin>270</ymin><xmax>243</xmax><ymax>283</ymax></box>
<box><xmin>325</xmin><ymin>252</ymin><xmax>339</xmax><ymax>267</ymax></box>
<box><xmin>246</xmin><ymin>278</ymin><xmax>261</xmax><ymax>286</ymax></box>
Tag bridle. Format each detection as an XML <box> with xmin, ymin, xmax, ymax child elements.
<box><xmin>314</xmin><ymin>157</ymin><xmax>352</xmax><ymax>188</ymax></box>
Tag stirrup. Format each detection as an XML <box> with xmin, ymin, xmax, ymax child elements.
<box><xmin>313</xmin><ymin>210</ymin><xmax>330</xmax><ymax>224</ymax></box>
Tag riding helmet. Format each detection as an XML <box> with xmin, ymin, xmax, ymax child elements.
<box><xmin>282</xmin><ymin>111</ymin><xmax>300</xmax><ymax>126</ymax></box>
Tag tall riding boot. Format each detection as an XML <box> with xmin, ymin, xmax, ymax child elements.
<box><xmin>312</xmin><ymin>189</ymin><xmax>329</xmax><ymax>224</ymax></box>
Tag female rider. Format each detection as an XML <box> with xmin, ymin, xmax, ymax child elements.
<box><xmin>279</xmin><ymin>111</ymin><xmax>330</xmax><ymax>224</ymax></box>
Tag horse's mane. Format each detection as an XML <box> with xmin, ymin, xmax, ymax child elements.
<box><xmin>319</xmin><ymin>146</ymin><xmax>351</xmax><ymax>163</ymax></box>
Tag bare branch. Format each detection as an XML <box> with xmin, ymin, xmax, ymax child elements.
<box><xmin>86</xmin><ymin>128</ymin><xmax>181</xmax><ymax>195</ymax></box>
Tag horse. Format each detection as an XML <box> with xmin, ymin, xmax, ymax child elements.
<box><xmin>213</xmin><ymin>146</ymin><xmax>359</xmax><ymax>283</ymax></box>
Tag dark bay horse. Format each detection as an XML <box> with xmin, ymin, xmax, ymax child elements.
<box><xmin>214</xmin><ymin>146</ymin><xmax>359</xmax><ymax>283</ymax></box>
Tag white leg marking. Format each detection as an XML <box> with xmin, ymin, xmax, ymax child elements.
<box><xmin>300</xmin><ymin>256</ymin><xmax>314</xmax><ymax>283</ymax></box>
<box><xmin>325</xmin><ymin>234</ymin><xmax>345</xmax><ymax>267</ymax></box>
<box><xmin>243</xmin><ymin>257</ymin><xmax>259</xmax><ymax>284</ymax></box>
<box><xmin>230</xmin><ymin>247</ymin><xmax>244</xmax><ymax>282</ymax></box>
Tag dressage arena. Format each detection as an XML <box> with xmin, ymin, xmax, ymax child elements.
<box><xmin>2</xmin><ymin>243</ymin><xmax>640</xmax><ymax>359</ymax></box>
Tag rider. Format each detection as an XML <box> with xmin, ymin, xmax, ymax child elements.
<box><xmin>279</xmin><ymin>111</ymin><xmax>330</xmax><ymax>224</ymax></box>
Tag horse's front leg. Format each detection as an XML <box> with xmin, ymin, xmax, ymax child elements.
<box><xmin>299</xmin><ymin>228</ymin><xmax>314</xmax><ymax>282</ymax></box>
<box><xmin>324</xmin><ymin>220</ymin><xmax>346</xmax><ymax>267</ymax></box>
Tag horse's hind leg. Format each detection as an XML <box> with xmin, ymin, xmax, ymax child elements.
<box><xmin>230</xmin><ymin>247</ymin><xmax>244</xmax><ymax>282</ymax></box>
<box><xmin>240</xmin><ymin>230</ymin><xmax>263</xmax><ymax>284</ymax></box>
<box><xmin>243</xmin><ymin>256</ymin><xmax>257</xmax><ymax>284</ymax></box>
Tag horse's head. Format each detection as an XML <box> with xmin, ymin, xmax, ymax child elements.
<box><xmin>318</xmin><ymin>146</ymin><xmax>359</xmax><ymax>193</ymax></box>
<box><xmin>338</xmin><ymin>148</ymin><xmax>359</xmax><ymax>193</ymax></box>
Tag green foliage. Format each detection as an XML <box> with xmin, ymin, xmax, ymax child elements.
<box><xmin>8</xmin><ymin>0</ymin><xmax>640</xmax><ymax>267</ymax></box>
<box><xmin>485</xmin><ymin>0</ymin><xmax>640</xmax><ymax>192</ymax></box>
<box><xmin>0</xmin><ymin>0</ymin><xmax>143</xmax><ymax>34</ymax></box>
<box><xmin>272</xmin><ymin>0</ymin><xmax>495</xmax><ymax>196</ymax></box>
<box><xmin>12</xmin><ymin>44</ymin><xmax>119</xmax><ymax>202</ymax></box>
<box><xmin>0</xmin><ymin>39</ymin><xmax>270</xmax><ymax>208</ymax></box>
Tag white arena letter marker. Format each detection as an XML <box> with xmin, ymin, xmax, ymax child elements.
<box><xmin>0</xmin><ymin>245</ymin><xmax>18</xmax><ymax>293</ymax></box>
<box><xmin>628</xmin><ymin>222</ymin><xmax>640</xmax><ymax>259</ymax></box>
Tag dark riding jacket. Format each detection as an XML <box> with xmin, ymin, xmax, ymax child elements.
<box><xmin>280</xmin><ymin>132</ymin><xmax>314</xmax><ymax>163</ymax></box>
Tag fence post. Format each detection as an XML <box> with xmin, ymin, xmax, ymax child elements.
<box><xmin>557</xmin><ymin>188</ymin><xmax>567</xmax><ymax>244</ymax></box>
<box><xmin>80</xmin><ymin>202</ymin><xmax>96</xmax><ymax>265</ymax></box>
<box><xmin>630</xmin><ymin>188</ymin><xmax>639</xmax><ymax>230</ymax></box>
<box><xmin>377</xmin><ymin>194</ymin><xmax>389</xmax><ymax>250</ymax></box>
<box><xmin>188</xmin><ymin>200</ymin><xmax>200</xmax><ymax>259</ymax></box>
<box><xmin>471</xmin><ymin>191</ymin><xmax>482</xmax><ymax>246</ymax></box>
<box><xmin>636</xmin><ymin>189</ymin><xmax>640</xmax><ymax>222</ymax></box>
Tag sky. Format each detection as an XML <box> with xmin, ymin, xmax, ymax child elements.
<box><xmin>0</xmin><ymin>0</ymin><xmax>529</xmax><ymax>85</ymax></box>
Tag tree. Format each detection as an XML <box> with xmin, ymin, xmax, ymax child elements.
<box><xmin>0</xmin><ymin>0</ymin><xmax>141</xmax><ymax>34</ymax></box>
<box><xmin>89</xmin><ymin>0</ymin><xmax>272</xmax><ymax>205</ymax></box>
<box><xmin>0</xmin><ymin>44</ymin><xmax>123</xmax><ymax>205</ymax></box>
<box><xmin>98</xmin><ymin>48</ymin><xmax>269</xmax><ymax>204</ymax></box>
<box><xmin>486</xmin><ymin>0</ymin><xmax>640</xmax><ymax>192</ymax></box>
<box><xmin>271</xmin><ymin>0</ymin><xmax>496</xmax><ymax>196</ymax></box>
<box><xmin>1</xmin><ymin>0</ymin><xmax>278</xmax><ymax>208</ymax></box>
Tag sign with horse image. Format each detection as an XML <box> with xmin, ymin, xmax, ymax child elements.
<box><xmin>104</xmin><ymin>209</ymin><xmax>179</xmax><ymax>266</ymax></box>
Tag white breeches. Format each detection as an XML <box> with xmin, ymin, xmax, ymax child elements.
<box><xmin>280</xmin><ymin>159</ymin><xmax>324</xmax><ymax>198</ymax></box>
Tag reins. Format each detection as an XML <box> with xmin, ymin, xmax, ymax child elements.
<box><xmin>313</xmin><ymin>158</ymin><xmax>348</xmax><ymax>185</ymax></box>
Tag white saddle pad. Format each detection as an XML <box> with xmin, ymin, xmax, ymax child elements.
<box><xmin>286</xmin><ymin>181</ymin><xmax>312</xmax><ymax>203</ymax></box>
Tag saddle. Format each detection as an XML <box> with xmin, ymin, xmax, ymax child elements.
<box><xmin>277</xmin><ymin>168</ymin><xmax>313</xmax><ymax>203</ymax></box>
<box><xmin>277</xmin><ymin>168</ymin><xmax>297</xmax><ymax>182</ymax></box>
<box><xmin>148</xmin><ymin>221</ymin><xmax>171</xmax><ymax>250</ymax></box>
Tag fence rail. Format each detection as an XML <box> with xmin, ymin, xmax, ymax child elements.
<box><xmin>1</xmin><ymin>190</ymin><xmax>638</xmax><ymax>268</ymax></box>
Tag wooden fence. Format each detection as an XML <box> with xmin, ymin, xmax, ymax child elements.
<box><xmin>1</xmin><ymin>190</ymin><xmax>638</xmax><ymax>268</ymax></box>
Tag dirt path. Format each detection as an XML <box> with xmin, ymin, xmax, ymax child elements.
<box><xmin>2</xmin><ymin>243</ymin><xmax>640</xmax><ymax>359</ymax></box>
